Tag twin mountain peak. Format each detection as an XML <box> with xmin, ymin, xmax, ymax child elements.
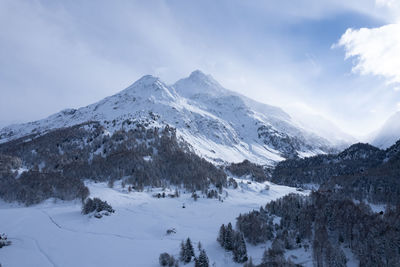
<box><xmin>0</xmin><ymin>70</ymin><xmax>350</xmax><ymax>165</ymax></box>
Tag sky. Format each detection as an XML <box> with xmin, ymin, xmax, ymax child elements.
<box><xmin>1</xmin><ymin>0</ymin><xmax>400</xmax><ymax>138</ymax></box>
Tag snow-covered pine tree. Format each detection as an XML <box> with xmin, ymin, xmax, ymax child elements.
<box><xmin>179</xmin><ymin>240</ymin><xmax>186</xmax><ymax>262</ymax></box>
<box><xmin>224</xmin><ymin>223</ymin><xmax>234</xmax><ymax>251</ymax></box>
<box><xmin>195</xmin><ymin>249</ymin><xmax>209</xmax><ymax>267</ymax></box>
<box><xmin>184</xmin><ymin>238</ymin><xmax>195</xmax><ymax>262</ymax></box>
<box><xmin>217</xmin><ymin>224</ymin><xmax>226</xmax><ymax>247</ymax></box>
<box><xmin>262</xmin><ymin>238</ymin><xmax>285</xmax><ymax>265</ymax></box>
<box><xmin>233</xmin><ymin>232</ymin><xmax>248</xmax><ymax>263</ymax></box>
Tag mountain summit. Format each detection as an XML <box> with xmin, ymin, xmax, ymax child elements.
<box><xmin>174</xmin><ymin>70</ymin><xmax>226</xmax><ymax>98</ymax></box>
<box><xmin>0</xmin><ymin>71</ymin><xmax>346</xmax><ymax>165</ymax></box>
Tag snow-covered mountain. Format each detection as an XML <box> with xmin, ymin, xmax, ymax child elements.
<box><xmin>371</xmin><ymin>111</ymin><xmax>400</xmax><ymax>149</ymax></box>
<box><xmin>288</xmin><ymin>112</ymin><xmax>356</xmax><ymax>149</ymax></box>
<box><xmin>0</xmin><ymin>70</ymin><xmax>342</xmax><ymax>165</ymax></box>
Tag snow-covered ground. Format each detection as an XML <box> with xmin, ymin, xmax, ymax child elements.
<box><xmin>0</xmin><ymin>179</ymin><xmax>310</xmax><ymax>267</ymax></box>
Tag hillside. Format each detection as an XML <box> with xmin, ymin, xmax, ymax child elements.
<box><xmin>272</xmin><ymin>139</ymin><xmax>400</xmax><ymax>205</ymax></box>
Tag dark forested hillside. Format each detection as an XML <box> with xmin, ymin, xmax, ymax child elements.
<box><xmin>221</xmin><ymin>139</ymin><xmax>400</xmax><ymax>265</ymax></box>
<box><xmin>272</xmin><ymin>143</ymin><xmax>385</xmax><ymax>187</ymax></box>
<box><xmin>0</xmin><ymin>121</ymin><xmax>226</xmax><ymax>205</ymax></box>
<box><xmin>271</xmin><ymin>141</ymin><xmax>400</xmax><ymax>205</ymax></box>
<box><xmin>234</xmin><ymin>192</ymin><xmax>400</xmax><ymax>266</ymax></box>
<box><xmin>321</xmin><ymin>151</ymin><xmax>400</xmax><ymax>205</ymax></box>
<box><xmin>228</xmin><ymin>140</ymin><xmax>400</xmax><ymax>265</ymax></box>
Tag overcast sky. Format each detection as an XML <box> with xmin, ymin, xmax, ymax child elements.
<box><xmin>1</xmin><ymin>0</ymin><xmax>400</xmax><ymax>137</ymax></box>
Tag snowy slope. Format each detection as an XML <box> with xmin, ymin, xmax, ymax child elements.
<box><xmin>0</xmin><ymin>179</ymin><xmax>311</xmax><ymax>267</ymax></box>
<box><xmin>0</xmin><ymin>70</ymin><xmax>339</xmax><ymax>165</ymax></box>
<box><xmin>371</xmin><ymin>111</ymin><xmax>400</xmax><ymax>149</ymax></box>
<box><xmin>289</xmin><ymin>112</ymin><xmax>356</xmax><ymax>149</ymax></box>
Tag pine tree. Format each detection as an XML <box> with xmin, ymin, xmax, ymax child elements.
<box><xmin>224</xmin><ymin>223</ymin><xmax>234</xmax><ymax>251</ymax></box>
<box><xmin>184</xmin><ymin>238</ymin><xmax>195</xmax><ymax>263</ymax></box>
<box><xmin>179</xmin><ymin>240</ymin><xmax>186</xmax><ymax>262</ymax></box>
<box><xmin>233</xmin><ymin>232</ymin><xmax>248</xmax><ymax>263</ymax></box>
<box><xmin>262</xmin><ymin>238</ymin><xmax>285</xmax><ymax>264</ymax></box>
<box><xmin>217</xmin><ymin>224</ymin><xmax>226</xmax><ymax>247</ymax></box>
<box><xmin>195</xmin><ymin>249</ymin><xmax>209</xmax><ymax>267</ymax></box>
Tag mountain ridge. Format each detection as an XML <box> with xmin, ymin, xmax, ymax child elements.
<box><xmin>0</xmin><ymin>70</ymin><xmax>347</xmax><ymax>165</ymax></box>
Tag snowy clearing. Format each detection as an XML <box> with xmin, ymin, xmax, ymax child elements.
<box><xmin>0</xmin><ymin>179</ymin><xmax>309</xmax><ymax>267</ymax></box>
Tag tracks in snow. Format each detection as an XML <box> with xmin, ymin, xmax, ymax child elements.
<box><xmin>20</xmin><ymin>236</ymin><xmax>58</xmax><ymax>267</ymax></box>
<box><xmin>41</xmin><ymin>209</ymin><xmax>137</xmax><ymax>241</ymax></box>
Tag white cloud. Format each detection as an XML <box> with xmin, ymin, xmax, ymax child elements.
<box><xmin>336</xmin><ymin>0</ymin><xmax>400</xmax><ymax>85</ymax></box>
<box><xmin>376</xmin><ymin>0</ymin><xmax>397</xmax><ymax>8</ymax></box>
<box><xmin>337</xmin><ymin>23</ymin><xmax>400</xmax><ymax>84</ymax></box>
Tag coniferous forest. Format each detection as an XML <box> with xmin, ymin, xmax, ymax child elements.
<box><xmin>219</xmin><ymin>139</ymin><xmax>400</xmax><ymax>266</ymax></box>
<box><xmin>0</xmin><ymin>121</ymin><xmax>226</xmax><ymax>205</ymax></box>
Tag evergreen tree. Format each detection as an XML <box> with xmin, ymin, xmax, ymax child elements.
<box><xmin>179</xmin><ymin>240</ymin><xmax>186</xmax><ymax>262</ymax></box>
<box><xmin>184</xmin><ymin>238</ymin><xmax>195</xmax><ymax>263</ymax></box>
<box><xmin>217</xmin><ymin>224</ymin><xmax>226</xmax><ymax>247</ymax></box>
<box><xmin>224</xmin><ymin>223</ymin><xmax>234</xmax><ymax>251</ymax></box>
<box><xmin>233</xmin><ymin>232</ymin><xmax>248</xmax><ymax>263</ymax></box>
<box><xmin>262</xmin><ymin>239</ymin><xmax>285</xmax><ymax>265</ymax></box>
<box><xmin>195</xmin><ymin>249</ymin><xmax>209</xmax><ymax>267</ymax></box>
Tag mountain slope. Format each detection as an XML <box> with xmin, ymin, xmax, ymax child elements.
<box><xmin>0</xmin><ymin>70</ymin><xmax>340</xmax><ymax>165</ymax></box>
<box><xmin>372</xmin><ymin>111</ymin><xmax>400</xmax><ymax>149</ymax></box>
<box><xmin>289</xmin><ymin>111</ymin><xmax>356</xmax><ymax>149</ymax></box>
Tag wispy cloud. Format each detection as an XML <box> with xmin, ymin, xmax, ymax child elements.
<box><xmin>336</xmin><ymin>24</ymin><xmax>400</xmax><ymax>84</ymax></box>
<box><xmin>335</xmin><ymin>0</ymin><xmax>400</xmax><ymax>85</ymax></box>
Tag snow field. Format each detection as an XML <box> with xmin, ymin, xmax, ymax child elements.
<box><xmin>0</xmin><ymin>179</ymin><xmax>308</xmax><ymax>267</ymax></box>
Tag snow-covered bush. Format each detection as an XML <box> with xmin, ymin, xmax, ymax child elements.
<box><xmin>159</xmin><ymin>253</ymin><xmax>177</xmax><ymax>266</ymax></box>
<box><xmin>0</xmin><ymin>233</ymin><xmax>11</xmax><ymax>248</ymax></box>
<box><xmin>82</xmin><ymin>197</ymin><xmax>114</xmax><ymax>215</ymax></box>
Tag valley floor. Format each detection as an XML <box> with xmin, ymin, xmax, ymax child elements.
<box><xmin>0</xmin><ymin>179</ymin><xmax>310</xmax><ymax>267</ymax></box>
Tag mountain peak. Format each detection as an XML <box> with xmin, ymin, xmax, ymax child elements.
<box><xmin>115</xmin><ymin>74</ymin><xmax>178</xmax><ymax>102</ymax></box>
<box><xmin>173</xmin><ymin>70</ymin><xmax>225</xmax><ymax>98</ymax></box>
<box><xmin>131</xmin><ymin>74</ymin><xmax>160</xmax><ymax>87</ymax></box>
<box><xmin>123</xmin><ymin>74</ymin><xmax>166</xmax><ymax>93</ymax></box>
<box><xmin>189</xmin><ymin>69</ymin><xmax>208</xmax><ymax>79</ymax></box>
<box><xmin>188</xmin><ymin>70</ymin><xmax>219</xmax><ymax>85</ymax></box>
